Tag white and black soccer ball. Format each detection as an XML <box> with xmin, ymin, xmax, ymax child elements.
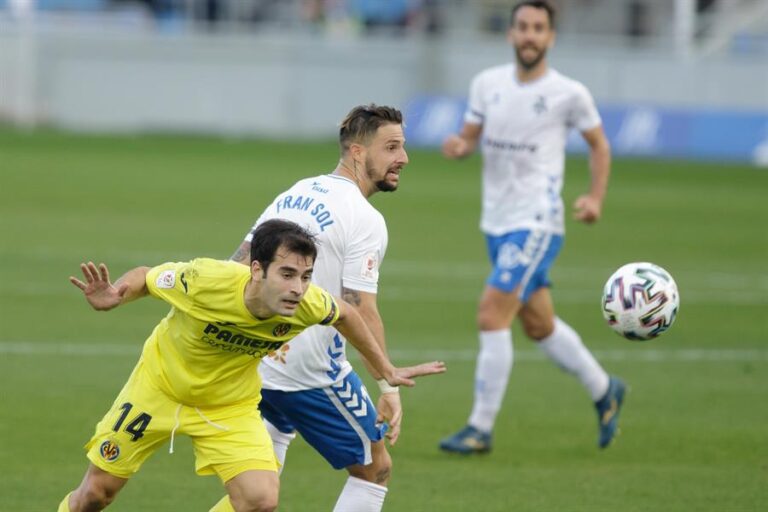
<box><xmin>601</xmin><ymin>262</ymin><xmax>680</xmax><ymax>341</ymax></box>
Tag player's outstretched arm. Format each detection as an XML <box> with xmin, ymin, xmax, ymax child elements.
<box><xmin>442</xmin><ymin>122</ymin><xmax>482</xmax><ymax>160</ymax></box>
<box><xmin>342</xmin><ymin>287</ymin><xmax>406</xmax><ymax>444</ymax></box>
<box><xmin>341</xmin><ymin>288</ymin><xmax>388</xmax><ymax>377</ymax></box>
<box><xmin>333</xmin><ymin>300</ymin><xmax>446</xmax><ymax>387</ymax></box>
<box><xmin>574</xmin><ymin>125</ymin><xmax>611</xmax><ymax>224</ymax></box>
<box><xmin>69</xmin><ymin>262</ymin><xmax>150</xmax><ymax>311</ymax></box>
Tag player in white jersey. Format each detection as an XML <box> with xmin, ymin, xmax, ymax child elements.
<box><xmin>222</xmin><ymin>105</ymin><xmax>414</xmax><ymax>512</ymax></box>
<box><xmin>439</xmin><ymin>1</ymin><xmax>626</xmax><ymax>454</ymax></box>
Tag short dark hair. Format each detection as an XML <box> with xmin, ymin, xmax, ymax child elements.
<box><xmin>511</xmin><ymin>0</ymin><xmax>556</xmax><ymax>29</ymax></box>
<box><xmin>339</xmin><ymin>104</ymin><xmax>403</xmax><ymax>154</ymax></box>
<box><xmin>250</xmin><ymin>219</ymin><xmax>317</xmax><ymax>273</ymax></box>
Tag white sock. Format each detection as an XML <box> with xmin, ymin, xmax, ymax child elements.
<box><xmin>264</xmin><ymin>418</ymin><xmax>296</xmax><ymax>476</ymax></box>
<box><xmin>538</xmin><ymin>317</ymin><xmax>610</xmax><ymax>401</ymax></box>
<box><xmin>468</xmin><ymin>329</ymin><xmax>513</xmax><ymax>433</ymax></box>
<box><xmin>333</xmin><ymin>476</ymin><xmax>387</xmax><ymax>512</ymax></box>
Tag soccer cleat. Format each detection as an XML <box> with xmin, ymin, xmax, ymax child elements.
<box><xmin>595</xmin><ymin>376</ymin><xmax>627</xmax><ymax>449</ymax></box>
<box><xmin>439</xmin><ymin>425</ymin><xmax>492</xmax><ymax>454</ymax></box>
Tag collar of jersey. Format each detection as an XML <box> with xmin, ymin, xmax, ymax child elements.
<box><xmin>511</xmin><ymin>67</ymin><xmax>552</xmax><ymax>88</ymax></box>
<box><xmin>325</xmin><ymin>173</ymin><xmax>356</xmax><ymax>185</ymax></box>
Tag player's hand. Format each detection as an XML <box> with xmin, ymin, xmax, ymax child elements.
<box><xmin>376</xmin><ymin>393</ymin><xmax>403</xmax><ymax>445</ymax></box>
<box><xmin>442</xmin><ymin>135</ymin><xmax>469</xmax><ymax>159</ymax></box>
<box><xmin>384</xmin><ymin>361</ymin><xmax>447</xmax><ymax>387</ymax></box>
<box><xmin>69</xmin><ymin>262</ymin><xmax>128</xmax><ymax>311</ymax></box>
<box><xmin>573</xmin><ymin>194</ymin><xmax>602</xmax><ymax>224</ymax></box>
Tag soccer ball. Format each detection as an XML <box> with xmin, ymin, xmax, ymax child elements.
<box><xmin>601</xmin><ymin>262</ymin><xmax>680</xmax><ymax>341</ymax></box>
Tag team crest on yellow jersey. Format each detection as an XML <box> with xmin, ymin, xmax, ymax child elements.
<box><xmin>99</xmin><ymin>440</ymin><xmax>120</xmax><ymax>462</ymax></box>
<box><xmin>272</xmin><ymin>323</ymin><xmax>292</xmax><ymax>337</ymax></box>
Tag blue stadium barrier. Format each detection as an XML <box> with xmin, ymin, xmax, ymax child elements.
<box><xmin>0</xmin><ymin>0</ymin><xmax>108</xmax><ymax>11</ymax></box>
<box><xmin>36</xmin><ymin>0</ymin><xmax>108</xmax><ymax>10</ymax></box>
<box><xmin>404</xmin><ymin>95</ymin><xmax>768</xmax><ymax>165</ymax></box>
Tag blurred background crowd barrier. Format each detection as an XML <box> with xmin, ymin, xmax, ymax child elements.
<box><xmin>1</xmin><ymin>0</ymin><xmax>767</xmax><ymax>164</ymax></box>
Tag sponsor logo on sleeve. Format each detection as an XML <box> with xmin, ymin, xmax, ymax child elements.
<box><xmin>156</xmin><ymin>270</ymin><xmax>176</xmax><ymax>289</ymax></box>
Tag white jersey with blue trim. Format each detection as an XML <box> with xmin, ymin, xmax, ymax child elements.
<box><xmin>243</xmin><ymin>174</ymin><xmax>388</xmax><ymax>391</ymax></box>
<box><xmin>465</xmin><ymin>64</ymin><xmax>602</xmax><ymax>236</ymax></box>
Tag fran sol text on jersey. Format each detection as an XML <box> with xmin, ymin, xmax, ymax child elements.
<box><xmin>276</xmin><ymin>195</ymin><xmax>335</xmax><ymax>231</ymax></box>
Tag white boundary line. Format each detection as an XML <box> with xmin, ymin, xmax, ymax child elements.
<box><xmin>1</xmin><ymin>341</ymin><xmax>767</xmax><ymax>362</ymax></box>
<box><xmin>390</xmin><ymin>348</ymin><xmax>768</xmax><ymax>362</ymax></box>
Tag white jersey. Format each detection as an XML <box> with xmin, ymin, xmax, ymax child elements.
<box><xmin>465</xmin><ymin>64</ymin><xmax>602</xmax><ymax>236</ymax></box>
<box><xmin>244</xmin><ymin>174</ymin><xmax>388</xmax><ymax>390</ymax></box>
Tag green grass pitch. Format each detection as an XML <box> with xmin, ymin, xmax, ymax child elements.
<box><xmin>1</xmin><ymin>129</ymin><xmax>766</xmax><ymax>511</ymax></box>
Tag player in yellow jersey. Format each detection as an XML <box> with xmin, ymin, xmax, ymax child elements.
<box><xmin>57</xmin><ymin>219</ymin><xmax>445</xmax><ymax>512</ymax></box>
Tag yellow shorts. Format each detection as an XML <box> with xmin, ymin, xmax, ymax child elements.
<box><xmin>85</xmin><ymin>362</ymin><xmax>278</xmax><ymax>481</ymax></box>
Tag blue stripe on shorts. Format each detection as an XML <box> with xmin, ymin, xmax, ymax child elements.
<box><xmin>259</xmin><ymin>371</ymin><xmax>385</xmax><ymax>469</ymax></box>
<box><xmin>485</xmin><ymin>229</ymin><xmax>563</xmax><ymax>301</ymax></box>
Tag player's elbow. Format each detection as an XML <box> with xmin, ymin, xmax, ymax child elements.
<box><xmin>591</xmin><ymin>136</ymin><xmax>611</xmax><ymax>158</ymax></box>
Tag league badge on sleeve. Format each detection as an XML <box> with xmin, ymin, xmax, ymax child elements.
<box><xmin>156</xmin><ymin>270</ymin><xmax>176</xmax><ymax>289</ymax></box>
<box><xmin>360</xmin><ymin>253</ymin><xmax>379</xmax><ymax>280</ymax></box>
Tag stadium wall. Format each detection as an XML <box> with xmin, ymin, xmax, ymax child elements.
<box><xmin>0</xmin><ymin>26</ymin><xmax>766</xmax><ymax>162</ymax></box>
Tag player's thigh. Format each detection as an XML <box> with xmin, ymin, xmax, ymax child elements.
<box><xmin>85</xmin><ymin>364</ymin><xmax>176</xmax><ymax>478</ymax></box>
<box><xmin>520</xmin><ymin>287</ymin><xmax>556</xmax><ymax>340</ymax></box>
<box><xmin>518</xmin><ymin>233</ymin><xmax>563</xmax><ymax>339</ymax></box>
<box><xmin>477</xmin><ymin>284</ymin><xmax>524</xmax><ymax>329</ymax></box>
<box><xmin>190</xmin><ymin>401</ymin><xmax>279</xmax><ymax>481</ymax></box>
<box><xmin>261</xmin><ymin>372</ymin><xmax>384</xmax><ymax>470</ymax></box>
<box><xmin>481</xmin><ymin>229</ymin><xmax>558</xmax><ymax>329</ymax></box>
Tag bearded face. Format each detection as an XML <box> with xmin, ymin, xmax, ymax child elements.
<box><xmin>508</xmin><ymin>6</ymin><xmax>555</xmax><ymax>72</ymax></box>
<box><xmin>362</xmin><ymin>123</ymin><xmax>408</xmax><ymax>193</ymax></box>
<box><xmin>366</xmin><ymin>155</ymin><xmax>400</xmax><ymax>192</ymax></box>
<box><xmin>515</xmin><ymin>43</ymin><xmax>547</xmax><ymax>70</ymax></box>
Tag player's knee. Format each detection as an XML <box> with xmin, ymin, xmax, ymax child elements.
<box><xmin>477</xmin><ymin>293</ymin><xmax>517</xmax><ymax>330</ymax></box>
<box><xmin>76</xmin><ymin>483</ymin><xmax>120</xmax><ymax>510</ymax></box>
<box><xmin>348</xmin><ymin>448</ymin><xmax>392</xmax><ymax>485</ymax></box>
<box><xmin>477</xmin><ymin>303</ymin><xmax>499</xmax><ymax>330</ymax></box>
<box><xmin>522</xmin><ymin>318</ymin><xmax>554</xmax><ymax>340</ymax></box>
<box><xmin>230</xmin><ymin>491</ymin><xmax>278</xmax><ymax>512</ymax></box>
<box><xmin>366</xmin><ymin>449</ymin><xmax>393</xmax><ymax>485</ymax></box>
<box><xmin>371</xmin><ymin>449</ymin><xmax>392</xmax><ymax>484</ymax></box>
<box><xmin>477</xmin><ymin>307</ymin><xmax>509</xmax><ymax>331</ymax></box>
<box><xmin>476</xmin><ymin>308</ymin><xmax>491</xmax><ymax>330</ymax></box>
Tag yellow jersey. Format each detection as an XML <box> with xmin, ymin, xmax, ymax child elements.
<box><xmin>141</xmin><ymin>258</ymin><xmax>339</xmax><ymax>406</ymax></box>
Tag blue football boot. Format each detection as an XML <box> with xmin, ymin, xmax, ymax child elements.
<box><xmin>439</xmin><ymin>425</ymin><xmax>492</xmax><ymax>454</ymax></box>
<box><xmin>595</xmin><ymin>376</ymin><xmax>627</xmax><ymax>448</ymax></box>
